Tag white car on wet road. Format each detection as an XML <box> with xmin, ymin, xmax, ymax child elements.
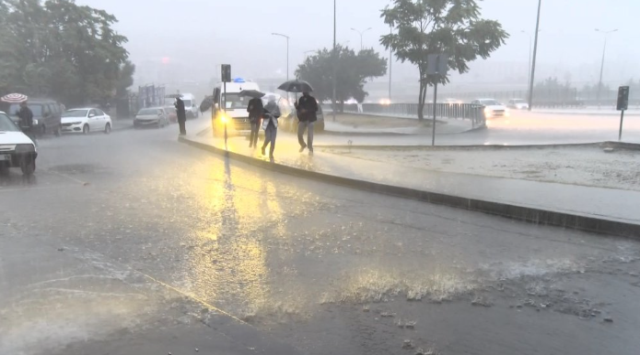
<box><xmin>472</xmin><ymin>98</ymin><xmax>509</xmax><ymax>118</ymax></box>
<box><xmin>0</xmin><ymin>111</ymin><xmax>37</xmax><ymax>175</ymax></box>
<box><xmin>61</xmin><ymin>108</ymin><xmax>112</xmax><ymax>134</ymax></box>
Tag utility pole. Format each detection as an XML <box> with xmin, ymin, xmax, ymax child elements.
<box><xmin>527</xmin><ymin>0</ymin><xmax>542</xmax><ymax>111</ymax></box>
<box><xmin>596</xmin><ymin>29</ymin><xmax>618</xmax><ymax>109</ymax></box>
<box><xmin>351</xmin><ymin>27</ymin><xmax>372</xmax><ymax>51</ymax></box>
<box><xmin>271</xmin><ymin>33</ymin><xmax>290</xmax><ymax>81</ymax></box>
<box><xmin>332</xmin><ymin>0</ymin><xmax>337</xmax><ymax>121</ymax></box>
<box><xmin>388</xmin><ymin>25</ymin><xmax>393</xmax><ymax>102</ymax></box>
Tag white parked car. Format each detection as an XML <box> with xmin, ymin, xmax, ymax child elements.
<box><xmin>0</xmin><ymin>111</ymin><xmax>37</xmax><ymax>175</ymax></box>
<box><xmin>61</xmin><ymin>108</ymin><xmax>112</xmax><ymax>134</ymax></box>
<box><xmin>472</xmin><ymin>98</ymin><xmax>509</xmax><ymax>118</ymax></box>
<box><xmin>508</xmin><ymin>98</ymin><xmax>529</xmax><ymax>110</ymax></box>
<box><xmin>134</xmin><ymin>107</ymin><xmax>169</xmax><ymax>128</ymax></box>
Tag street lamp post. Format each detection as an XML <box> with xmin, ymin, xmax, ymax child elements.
<box><xmin>332</xmin><ymin>0</ymin><xmax>337</xmax><ymax>121</ymax></box>
<box><xmin>272</xmin><ymin>33</ymin><xmax>290</xmax><ymax>81</ymax></box>
<box><xmin>388</xmin><ymin>25</ymin><xmax>393</xmax><ymax>102</ymax></box>
<box><xmin>595</xmin><ymin>28</ymin><xmax>618</xmax><ymax>108</ymax></box>
<box><xmin>351</xmin><ymin>27</ymin><xmax>372</xmax><ymax>51</ymax></box>
<box><xmin>522</xmin><ymin>30</ymin><xmax>541</xmax><ymax>102</ymax></box>
<box><xmin>527</xmin><ymin>0</ymin><xmax>542</xmax><ymax>111</ymax></box>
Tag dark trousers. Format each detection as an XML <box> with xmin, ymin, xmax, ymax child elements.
<box><xmin>262</xmin><ymin>125</ymin><xmax>277</xmax><ymax>156</ymax></box>
<box><xmin>249</xmin><ymin>121</ymin><xmax>260</xmax><ymax>147</ymax></box>
<box><xmin>178</xmin><ymin>119</ymin><xmax>186</xmax><ymax>135</ymax></box>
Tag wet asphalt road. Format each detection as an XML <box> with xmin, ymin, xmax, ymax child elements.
<box><xmin>2</xmin><ymin>121</ymin><xmax>640</xmax><ymax>355</ymax></box>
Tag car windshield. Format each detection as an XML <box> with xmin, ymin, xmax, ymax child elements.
<box><xmin>222</xmin><ymin>93</ymin><xmax>249</xmax><ymax>109</ymax></box>
<box><xmin>138</xmin><ymin>108</ymin><xmax>159</xmax><ymax>115</ymax></box>
<box><xmin>9</xmin><ymin>103</ymin><xmax>43</xmax><ymax>116</ymax></box>
<box><xmin>4</xmin><ymin>1</ymin><xmax>639</xmax><ymax>355</ymax></box>
<box><xmin>0</xmin><ymin>113</ymin><xmax>20</xmax><ymax>132</ymax></box>
<box><xmin>62</xmin><ymin>110</ymin><xmax>88</xmax><ymax>117</ymax></box>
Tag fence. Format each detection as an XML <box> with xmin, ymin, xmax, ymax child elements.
<box><xmin>326</xmin><ymin>103</ymin><xmax>486</xmax><ymax>130</ymax></box>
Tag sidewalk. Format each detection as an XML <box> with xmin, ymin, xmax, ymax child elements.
<box><xmin>182</xmin><ymin>123</ymin><xmax>640</xmax><ymax>231</ymax></box>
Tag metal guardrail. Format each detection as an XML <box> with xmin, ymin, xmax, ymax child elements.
<box><xmin>325</xmin><ymin>103</ymin><xmax>487</xmax><ymax>130</ymax></box>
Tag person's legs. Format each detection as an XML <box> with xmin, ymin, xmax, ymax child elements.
<box><xmin>269</xmin><ymin>128</ymin><xmax>277</xmax><ymax>157</ymax></box>
<box><xmin>297</xmin><ymin>121</ymin><xmax>307</xmax><ymax>151</ymax></box>
<box><xmin>179</xmin><ymin>120</ymin><xmax>186</xmax><ymax>135</ymax></box>
<box><xmin>307</xmin><ymin>122</ymin><xmax>315</xmax><ymax>152</ymax></box>
<box><xmin>249</xmin><ymin>121</ymin><xmax>258</xmax><ymax>147</ymax></box>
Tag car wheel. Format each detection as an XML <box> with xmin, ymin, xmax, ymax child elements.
<box><xmin>82</xmin><ymin>124</ymin><xmax>90</xmax><ymax>134</ymax></box>
<box><xmin>104</xmin><ymin>123</ymin><xmax>111</xmax><ymax>134</ymax></box>
<box><xmin>20</xmin><ymin>158</ymin><xmax>35</xmax><ymax>176</ymax></box>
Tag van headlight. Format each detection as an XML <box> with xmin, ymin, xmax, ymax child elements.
<box><xmin>484</xmin><ymin>108</ymin><xmax>492</xmax><ymax>117</ymax></box>
<box><xmin>15</xmin><ymin>144</ymin><xmax>35</xmax><ymax>153</ymax></box>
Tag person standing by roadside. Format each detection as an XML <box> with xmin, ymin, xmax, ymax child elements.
<box><xmin>16</xmin><ymin>101</ymin><xmax>35</xmax><ymax>143</ymax></box>
<box><xmin>175</xmin><ymin>97</ymin><xmax>187</xmax><ymax>135</ymax></box>
<box><xmin>295</xmin><ymin>90</ymin><xmax>318</xmax><ymax>154</ymax></box>
<box><xmin>261</xmin><ymin>98</ymin><xmax>280</xmax><ymax>161</ymax></box>
<box><xmin>247</xmin><ymin>96</ymin><xmax>263</xmax><ymax>148</ymax></box>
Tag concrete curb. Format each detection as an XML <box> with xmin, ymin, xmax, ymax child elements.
<box><xmin>178</xmin><ymin>135</ymin><xmax>640</xmax><ymax>239</ymax></box>
<box><xmin>316</xmin><ymin>141</ymin><xmax>640</xmax><ymax>151</ymax></box>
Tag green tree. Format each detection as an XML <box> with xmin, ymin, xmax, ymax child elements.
<box><xmin>296</xmin><ymin>46</ymin><xmax>387</xmax><ymax>112</ymax></box>
<box><xmin>0</xmin><ymin>0</ymin><xmax>133</xmax><ymax>107</ymax></box>
<box><xmin>380</xmin><ymin>0</ymin><xmax>508</xmax><ymax>119</ymax></box>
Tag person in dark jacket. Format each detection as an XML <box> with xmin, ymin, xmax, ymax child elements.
<box><xmin>295</xmin><ymin>90</ymin><xmax>318</xmax><ymax>153</ymax></box>
<box><xmin>16</xmin><ymin>101</ymin><xmax>35</xmax><ymax>142</ymax></box>
<box><xmin>247</xmin><ymin>96</ymin><xmax>263</xmax><ymax>148</ymax></box>
<box><xmin>261</xmin><ymin>98</ymin><xmax>280</xmax><ymax>161</ymax></box>
<box><xmin>175</xmin><ymin>98</ymin><xmax>187</xmax><ymax>135</ymax></box>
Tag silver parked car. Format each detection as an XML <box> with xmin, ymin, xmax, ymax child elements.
<box><xmin>134</xmin><ymin>107</ymin><xmax>169</xmax><ymax>128</ymax></box>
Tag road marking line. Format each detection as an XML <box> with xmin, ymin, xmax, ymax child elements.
<box><xmin>45</xmin><ymin>169</ymin><xmax>89</xmax><ymax>185</ymax></box>
<box><xmin>136</xmin><ymin>271</ymin><xmax>248</xmax><ymax>325</ymax></box>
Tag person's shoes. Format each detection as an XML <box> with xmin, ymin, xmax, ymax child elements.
<box><xmin>299</xmin><ymin>144</ymin><xmax>307</xmax><ymax>153</ymax></box>
<box><xmin>269</xmin><ymin>155</ymin><xmax>275</xmax><ymax>163</ymax></box>
<box><xmin>249</xmin><ymin>143</ymin><xmax>253</xmax><ymax>148</ymax></box>
<box><xmin>309</xmin><ymin>149</ymin><xmax>314</xmax><ymax>156</ymax></box>
<box><xmin>261</xmin><ymin>146</ymin><xmax>266</xmax><ymax>156</ymax></box>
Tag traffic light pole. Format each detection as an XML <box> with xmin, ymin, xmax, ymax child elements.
<box><xmin>619</xmin><ymin>110</ymin><xmax>625</xmax><ymax>141</ymax></box>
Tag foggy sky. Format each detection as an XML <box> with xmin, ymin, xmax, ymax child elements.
<box><xmin>76</xmin><ymin>0</ymin><xmax>640</xmax><ymax>87</ymax></box>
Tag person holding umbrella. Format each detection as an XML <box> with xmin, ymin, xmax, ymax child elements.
<box><xmin>261</xmin><ymin>97</ymin><xmax>280</xmax><ymax>161</ymax></box>
<box><xmin>175</xmin><ymin>97</ymin><xmax>187</xmax><ymax>135</ymax></box>
<box><xmin>295</xmin><ymin>90</ymin><xmax>318</xmax><ymax>154</ymax></box>
<box><xmin>16</xmin><ymin>101</ymin><xmax>35</xmax><ymax>143</ymax></box>
<box><xmin>246</xmin><ymin>95</ymin><xmax>263</xmax><ymax>148</ymax></box>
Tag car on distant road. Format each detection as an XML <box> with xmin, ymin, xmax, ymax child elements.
<box><xmin>163</xmin><ymin>106</ymin><xmax>178</xmax><ymax>123</ymax></box>
<box><xmin>7</xmin><ymin>98</ymin><xmax>62</xmax><ymax>137</ymax></box>
<box><xmin>508</xmin><ymin>98</ymin><xmax>529</xmax><ymax>110</ymax></box>
<box><xmin>443</xmin><ymin>98</ymin><xmax>463</xmax><ymax>105</ymax></box>
<box><xmin>0</xmin><ymin>111</ymin><xmax>37</xmax><ymax>175</ymax></box>
<box><xmin>61</xmin><ymin>108</ymin><xmax>112</xmax><ymax>134</ymax></box>
<box><xmin>134</xmin><ymin>107</ymin><xmax>170</xmax><ymax>128</ymax></box>
<box><xmin>472</xmin><ymin>98</ymin><xmax>509</xmax><ymax>118</ymax></box>
<box><xmin>180</xmin><ymin>93</ymin><xmax>200</xmax><ymax>118</ymax></box>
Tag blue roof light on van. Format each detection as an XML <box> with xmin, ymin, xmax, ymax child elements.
<box><xmin>233</xmin><ymin>78</ymin><xmax>246</xmax><ymax>83</ymax></box>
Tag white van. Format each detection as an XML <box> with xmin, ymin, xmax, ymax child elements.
<box><xmin>179</xmin><ymin>93</ymin><xmax>199</xmax><ymax>118</ymax></box>
<box><xmin>211</xmin><ymin>79</ymin><xmax>260</xmax><ymax>132</ymax></box>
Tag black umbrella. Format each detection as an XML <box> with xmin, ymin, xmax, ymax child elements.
<box><xmin>200</xmin><ymin>96</ymin><xmax>213</xmax><ymax>112</ymax></box>
<box><xmin>277</xmin><ymin>79</ymin><xmax>313</xmax><ymax>93</ymax></box>
<box><xmin>239</xmin><ymin>90</ymin><xmax>265</xmax><ymax>98</ymax></box>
